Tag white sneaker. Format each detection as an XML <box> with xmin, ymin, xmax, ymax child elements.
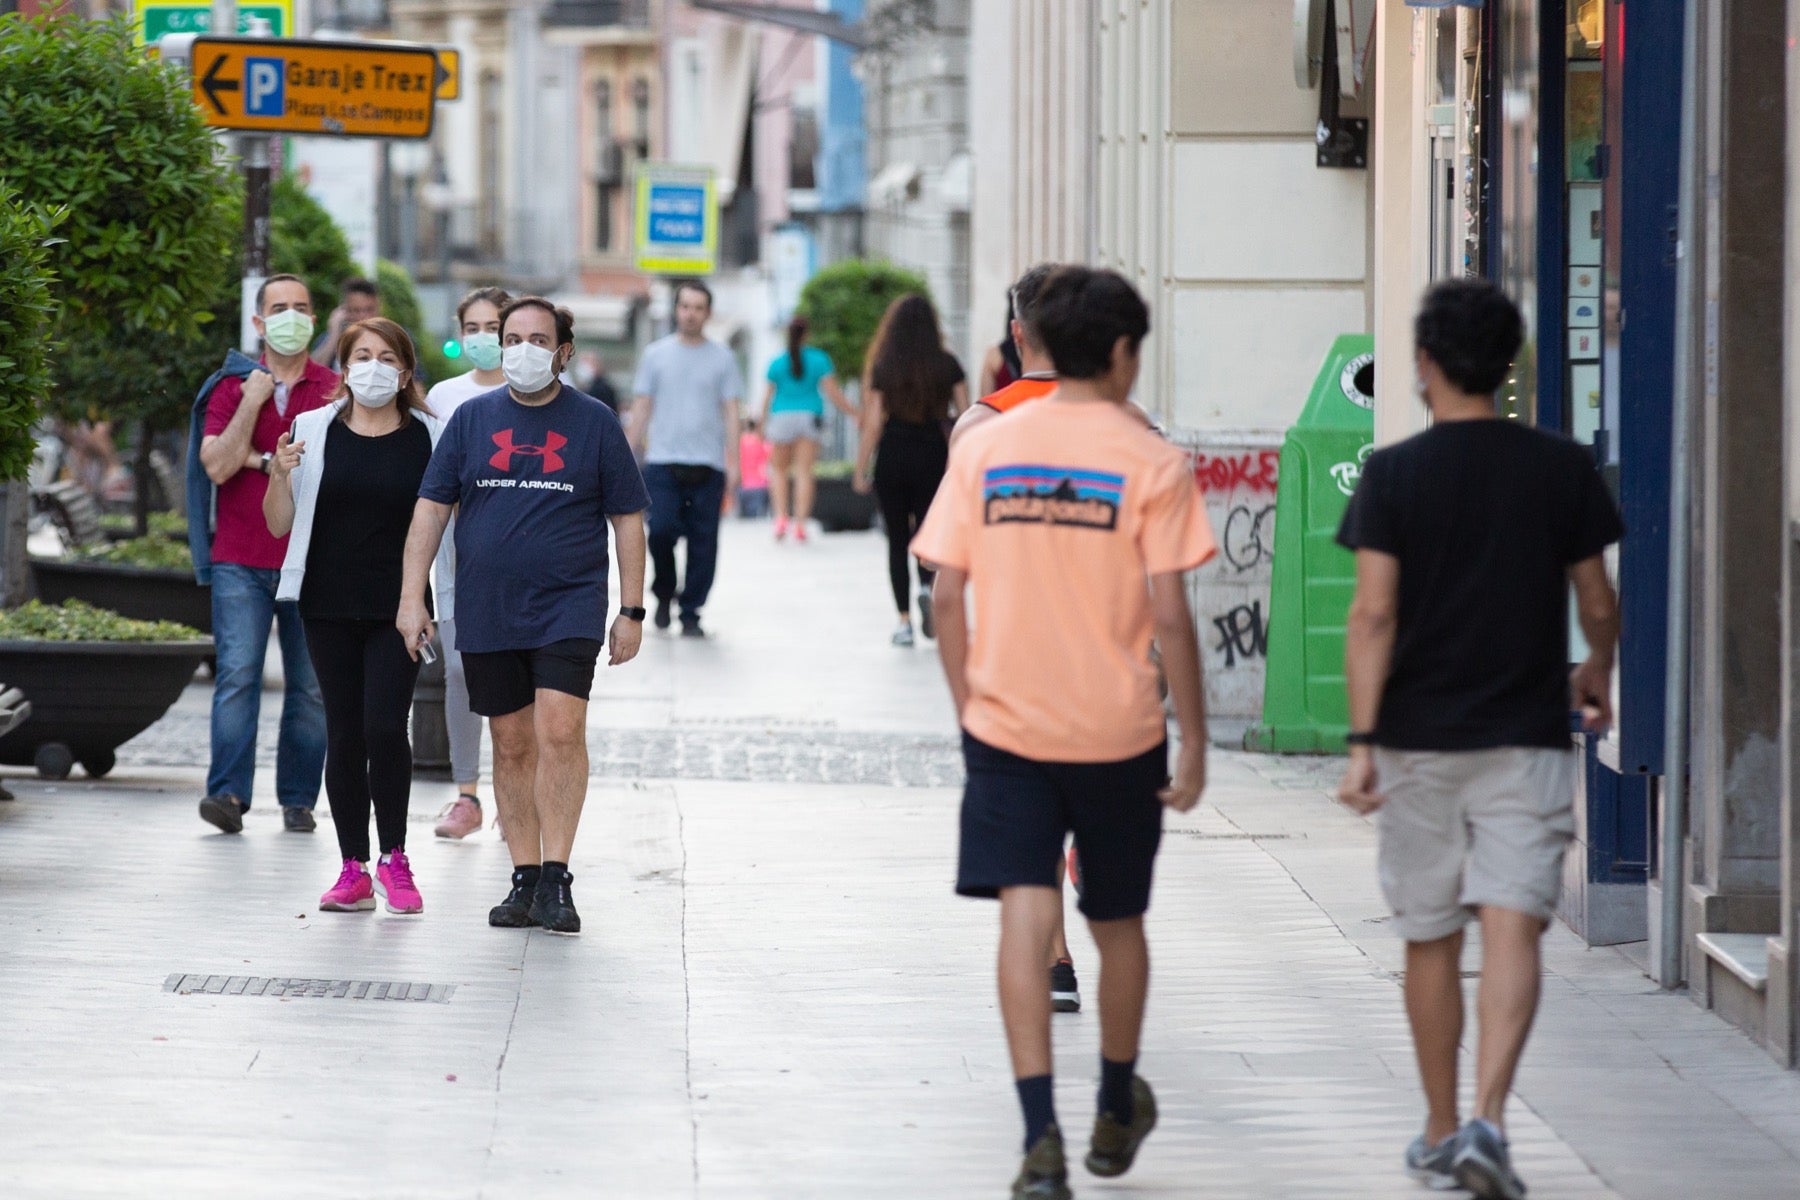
<box><xmin>891</xmin><ymin>623</ymin><xmax>915</xmax><ymax>647</ymax></box>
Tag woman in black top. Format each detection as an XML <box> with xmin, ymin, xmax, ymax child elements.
<box><xmin>853</xmin><ymin>294</ymin><xmax>968</xmax><ymax>647</ymax></box>
<box><xmin>265</xmin><ymin>318</ymin><xmax>440</xmax><ymax>916</ymax></box>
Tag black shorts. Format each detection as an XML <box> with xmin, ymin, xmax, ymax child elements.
<box><xmin>956</xmin><ymin>732</ymin><xmax>1167</xmax><ymax>922</ymax></box>
<box><xmin>460</xmin><ymin>639</ymin><xmax>603</xmax><ymax>717</ymax></box>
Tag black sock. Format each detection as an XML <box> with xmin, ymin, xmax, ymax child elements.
<box><xmin>539</xmin><ymin>860</ymin><xmax>569</xmax><ymax>888</ymax></box>
<box><xmin>1015</xmin><ymin>1074</ymin><xmax>1056</xmax><ymax>1151</ymax></box>
<box><xmin>1099</xmin><ymin>1057</ymin><xmax>1136</xmax><ymax>1124</ymax></box>
<box><xmin>512</xmin><ymin>864</ymin><xmax>542</xmax><ymax>891</ymax></box>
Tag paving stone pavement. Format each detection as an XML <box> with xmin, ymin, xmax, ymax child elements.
<box><xmin>4</xmin><ymin>522</ymin><xmax>1799</xmax><ymax>1198</ymax></box>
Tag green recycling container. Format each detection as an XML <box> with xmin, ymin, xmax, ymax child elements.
<box><xmin>1245</xmin><ymin>335</ymin><xmax>1375</xmax><ymax>754</ymax></box>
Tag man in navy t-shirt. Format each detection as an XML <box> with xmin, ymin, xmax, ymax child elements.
<box><xmin>399</xmin><ymin>296</ymin><xmax>650</xmax><ymax>935</ymax></box>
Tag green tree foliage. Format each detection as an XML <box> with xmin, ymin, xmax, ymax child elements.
<box><xmin>796</xmin><ymin>259</ymin><xmax>931</xmax><ymax>381</ymax></box>
<box><xmin>374</xmin><ymin>258</ymin><xmax>453</xmax><ymax>386</ymax></box>
<box><xmin>0</xmin><ymin>196</ymin><xmax>57</xmax><ymax>480</ymax></box>
<box><xmin>271</xmin><ymin>174</ymin><xmax>357</xmax><ymax>320</ymax></box>
<box><xmin>0</xmin><ymin>13</ymin><xmax>237</xmax><ymax>429</ymax></box>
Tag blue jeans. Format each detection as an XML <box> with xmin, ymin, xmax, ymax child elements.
<box><xmin>644</xmin><ymin>463</ymin><xmax>725</xmax><ymax>622</ymax></box>
<box><xmin>208</xmin><ymin>563</ymin><xmax>327</xmax><ymax>809</ymax></box>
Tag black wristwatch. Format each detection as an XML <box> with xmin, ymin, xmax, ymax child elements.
<box><xmin>259</xmin><ymin>451</ymin><xmax>274</xmax><ymax>475</ymax></box>
<box><xmin>618</xmin><ymin>606</ymin><xmax>647</xmax><ymax>622</ymax></box>
<box><xmin>1344</xmin><ymin>731</ymin><xmax>1377</xmax><ymax>747</ymax></box>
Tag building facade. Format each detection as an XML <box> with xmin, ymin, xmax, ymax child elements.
<box><xmin>970</xmin><ymin>0</ymin><xmax>1375</xmax><ymax>738</ymax></box>
<box><xmin>862</xmin><ymin>0</ymin><xmax>971</xmax><ymax>356</ymax></box>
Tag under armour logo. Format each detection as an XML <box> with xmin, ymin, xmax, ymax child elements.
<box><xmin>490</xmin><ymin>429</ymin><xmax>568</xmax><ymax>473</ymax></box>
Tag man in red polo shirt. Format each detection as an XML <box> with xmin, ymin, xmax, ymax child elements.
<box><xmin>195</xmin><ymin>273</ymin><xmax>337</xmax><ymax>834</ymax></box>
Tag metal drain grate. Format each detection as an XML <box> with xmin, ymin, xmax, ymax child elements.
<box><xmin>164</xmin><ymin>974</ymin><xmax>454</xmax><ymax>1002</ymax></box>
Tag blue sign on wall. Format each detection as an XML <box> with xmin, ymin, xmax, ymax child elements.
<box><xmin>647</xmin><ymin>185</ymin><xmax>707</xmax><ymax>244</ymax></box>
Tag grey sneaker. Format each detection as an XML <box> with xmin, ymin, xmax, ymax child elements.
<box><xmin>1454</xmin><ymin>1118</ymin><xmax>1527</xmax><ymax>1200</ymax></box>
<box><xmin>198</xmin><ymin>793</ymin><xmax>244</xmax><ymax>833</ymax></box>
<box><xmin>1406</xmin><ymin>1131</ymin><xmax>1460</xmax><ymax>1190</ymax></box>
<box><xmin>1011</xmin><ymin>1124</ymin><xmax>1072</xmax><ymax>1200</ymax></box>
<box><xmin>1085</xmin><ymin>1076</ymin><xmax>1157</xmax><ymax>1177</ymax></box>
<box><xmin>891</xmin><ymin>622</ymin><xmax>915</xmax><ymax>648</ymax></box>
<box><xmin>917</xmin><ymin>586</ymin><xmax>935</xmax><ymax>639</ymax></box>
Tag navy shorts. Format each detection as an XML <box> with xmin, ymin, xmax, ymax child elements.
<box><xmin>957</xmin><ymin>732</ymin><xmax>1167</xmax><ymax>922</ymax></box>
<box><xmin>461</xmin><ymin>638</ymin><xmax>603</xmax><ymax>717</ymax></box>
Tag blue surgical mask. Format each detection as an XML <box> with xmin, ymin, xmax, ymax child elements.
<box><xmin>462</xmin><ymin>332</ymin><xmax>502</xmax><ymax>371</ymax></box>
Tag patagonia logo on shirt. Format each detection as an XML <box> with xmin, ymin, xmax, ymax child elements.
<box><xmin>982</xmin><ymin>464</ymin><xmax>1124</xmax><ymax>531</ymax></box>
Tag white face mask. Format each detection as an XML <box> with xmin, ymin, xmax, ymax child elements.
<box><xmin>347</xmin><ymin>360</ymin><xmax>401</xmax><ymax>408</ymax></box>
<box><xmin>503</xmin><ymin>342</ymin><xmax>558</xmax><ymax>394</ymax></box>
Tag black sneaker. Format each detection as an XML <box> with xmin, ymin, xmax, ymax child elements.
<box><xmin>1012</xmin><ymin>1124</ymin><xmax>1072</xmax><ymax>1200</ymax></box>
<box><xmin>1085</xmin><ymin>1076</ymin><xmax>1157</xmax><ymax>1177</ymax></box>
<box><xmin>917</xmin><ymin>586</ymin><xmax>935</xmax><ymax>639</ymax></box>
<box><xmin>488</xmin><ymin>867</ymin><xmax>542</xmax><ymax>928</ymax></box>
<box><xmin>199</xmin><ymin>793</ymin><xmax>245</xmax><ymax>833</ymax></box>
<box><xmin>1453</xmin><ymin>1118</ymin><xmax>1527</xmax><ymax>1200</ymax></box>
<box><xmin>529</xmin><ymin>865</ymin><xmax>581</xmax><ymax>934</ymax></box>
<box><xmin>282</xmin><ymin>807</ymin><xmax>316</xmax><ymax>833</ymax></box>
<box><xmin>679</xmin><ymin>619</ymin><xmax>705</xmax><ymax>639</ymax></box>
<box><xmin>1050</xmin><ymin>958</ymin><xmax>1081</xmax><ymax>1013</ymax></box>
<box><xmin>653</xmin><ymin>597</ymin><xmax>672</xmax><ymax>630</ymax></box>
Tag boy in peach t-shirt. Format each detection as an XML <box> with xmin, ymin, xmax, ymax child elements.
<box><xmin>912</xmin><ymin>267</ymin><xmax>1212</xmax><ymax>1197</ymax></box>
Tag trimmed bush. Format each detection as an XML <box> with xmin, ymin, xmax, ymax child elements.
<box><xmin>796</xmin><ymin>259</ymin><xmax>931</xmax><ymax>381</ymax></box>
<box><xmin>0</xmin><ymin>599</ymin><xmax>202</xmax><ymax>642</ymax></box>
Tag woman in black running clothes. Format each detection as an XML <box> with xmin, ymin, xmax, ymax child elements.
<box><xmin>853</xmin><ymin>294</ymin><xmax>967</xmax><ymax>647</ymax></box>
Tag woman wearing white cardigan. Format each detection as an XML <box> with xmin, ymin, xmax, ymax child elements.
<box><xmin>264</xmin><ymin>317</ymin><xmax>450</xmax><ymax>916</ymax></box>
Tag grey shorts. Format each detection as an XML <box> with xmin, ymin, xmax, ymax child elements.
<box><xmin>1373</xmin><ymin>746</ymin><xmax>1576</xmax><ymax>942</ymax></box>
<box><xmin>765</xmin><ymin>410</ymin><xmax>823</xmax><ymax>445</ymax></box>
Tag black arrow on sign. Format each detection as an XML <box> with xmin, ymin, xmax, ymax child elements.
<box><xmin>199</xmin><ymin>54</ymin><xmax>239</xmax><ymax>116</ymax></box>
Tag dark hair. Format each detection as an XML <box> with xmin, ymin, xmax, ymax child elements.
<box><xmin>1008</xmin><ymin>262</ymin><xmax>1059</xmax><ymax>355</ymax></box>
<box><xmin>255</xmin><ymin>272</ymin><xmax>309</xmax><ymax>312</ymax></box>
<box><xmin>331</xmin><ymin>317</ymin><xmax>430</xmax><ymax>418</ymax></box>
<box><xmin>1414</xmin><ymin>278</ymin><xmax>1524</xmax><ymax>395</ymax></box>
<box><xmin>865</xmin><ymin>293</ymin><xmax>956</xmax><ymax>424</ymax></box>
<box><xmin>786</xmin><ymin>316</ymin><xmax>809</xmax><ymax>379</ymax></box>
<box><xmin>499</xmin><ymin>295</ymin><xmax>576</xmax><ymax>347</ymax></box>
<box><xmin>456</xmin><ymin>286</ymin><xmax>512</xmax><ymax>328</ymax></box>
<box><xmin>1030</xmin><ymin>267</ymin><xmax>1151</xmax><ymax>380</ymax></box>
<box><xmin>341</xmin><ymin>276</ymin><xmax>379</xmax><ymax>300</ymax></box>
<box><xmin>673</xmin><ymin>279</ymin><xmax>713</xmax><ymax>313</ymax></box>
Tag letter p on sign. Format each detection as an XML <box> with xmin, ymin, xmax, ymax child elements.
<box><xmin>246</xmin><ymin>57</ymin><xmax>285</xmax><ymax>117</ymax></box>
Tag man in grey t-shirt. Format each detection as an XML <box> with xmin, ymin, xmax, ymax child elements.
<box><xmin>629</xmin><ymin>280</ymin><xmax>742</xmax><ymax>637</ymax></box>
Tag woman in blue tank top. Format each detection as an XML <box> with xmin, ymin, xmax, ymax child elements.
<box><xmin>758</xmin><ymin>316</ymin><xmax>858</xmax><ymax>541</ymax></box>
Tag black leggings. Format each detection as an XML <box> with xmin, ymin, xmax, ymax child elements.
<box><xmin>304</xmin><ymin>618</ymin><xmax>420</xmax><ymax>862</ymax></box>
<box><xmin>873</xmin><ymin>425</ymin><xmax>948</xmax><ymax>613</ymax></box>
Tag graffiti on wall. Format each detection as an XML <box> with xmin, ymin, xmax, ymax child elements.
<box><xmin>1193</xmin><ymin>450</ymin><xmax>1280</xmax><ymax>495</ymax></box>
<box><xmin>1220</xmin><ymin>503</ymin><xmax>1276</xmax><ymax>574</ymax></box>
<box><xmin>1211</xmin><ymin>600</ymin><xmax>1268</xmax><ymax>670</ymax></box>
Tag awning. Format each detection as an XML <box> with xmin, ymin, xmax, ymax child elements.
<box><xmin>687</xmin><ymin>1</ymin><xmax>870</xmax><ymax>50</ymax></box>
<box><xmin>869</xmin><ymin>161</ymin><xmax>920</xmax><ymax>206</ymax></box>
<box><xmin>546</xmin><ymin>292</ymin><xmax>639</xmax><ymax>342</ymax></box>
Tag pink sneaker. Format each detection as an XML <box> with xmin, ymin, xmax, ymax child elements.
<box><xmin>773</xmin><ymin>516</ymin><xmax>789</xmax><ymax>541</ymax></box>
<box><xmin>320</xmin><ymin>859</ymin><xmax>374</xmax><ymax>912</ymax></box>
<box><xmin>794</xmin><ymin>523</ymin><xmax>808</xmax><ymax>543</ymax></box>
<box><xmin>375</xmin><ymin>848</ymin><xmax>424</xmax><ymax>914</ymax></box>
<box><xmin>434</xmin><ymin>794</ymin><xmax>482</xmax><ymax>839</ymax></box>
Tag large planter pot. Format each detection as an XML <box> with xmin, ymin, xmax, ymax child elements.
<box><xmin>813</xmin><ymin>478</ymin><xmax>878</xmax><ymax>533</ymax></box>
<box><xmin>30</xmin><ymin>558</ymin><xmax>212</xmax><ymax>634</ymax></box>
<box><xmin>0</xmin><ymin>639</ymin><xmax>212</xmax><ymax>779</ymax></box>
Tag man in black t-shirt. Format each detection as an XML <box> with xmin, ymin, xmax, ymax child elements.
<box><xmin>1335</xmin><ymin>280</ymin><xmax>1623</xmax><ymax>1200</ymax></box>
